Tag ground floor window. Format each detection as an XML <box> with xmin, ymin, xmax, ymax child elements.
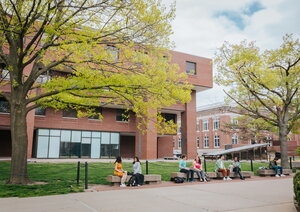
<box><xmin>36</xmin><ymin>129</ymin><xmax>119</xmax><ymax>158</ymax></box>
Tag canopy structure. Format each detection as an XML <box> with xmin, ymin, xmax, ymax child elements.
<box><xmin>203</xmin><ymin>143</ymin><xmax>270</xmax><ymax>157</ymax></box>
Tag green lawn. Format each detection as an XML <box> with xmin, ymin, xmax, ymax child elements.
<box><xmin>0</xmin><ymin>160</ymin><xmax>268</xmax><ymax>197</ymax></box>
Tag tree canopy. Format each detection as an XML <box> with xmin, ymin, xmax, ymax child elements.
<box><xmin>0</xmin><ymin>0</ymin><xmax>192</xmax><ymax>184</ymax></box>
<box><xmin>215</xmin><ymin>34</ymin><xmax>300</xmax><ymax>167</ymax></box>
<box><xmin>0</xmin><ymin>0</ymin><xmax>191</xmax><ymax>130</ymax></box>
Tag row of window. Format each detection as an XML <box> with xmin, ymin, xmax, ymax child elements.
<box><xmin>176</xmin><ymin>134</ymin><xmax>239</xmax><ymax>149</ymax></box>
<box><xmin>197</xmin><ymin>118</ymin><xmax>220</xmax><ymax>131</ymax></box>
<box><xmin>36</xmin><ymin>108</ymin><xmax>130</xmax><ymax>122</ymax></box>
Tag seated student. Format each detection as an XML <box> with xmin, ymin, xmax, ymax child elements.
<box><xmin>132</xmin><ymin>156</ymin><xmax>144</xmax><ymax>186</ymax></box>
<box><xmin>114</xmin><ymin>156</ymin><xmax>127</xmax><ymax>187</ymax></box>
<box><xmin>231</xmin><ymin>157</ymin><xmax>245</xmax><ymax>180</ymax></box>
<box><xmin>192</xmin><ymin>156</ymin><xmax>207</xmax><ymax>182</ymax></box>
<box><xmin>179</xmin><ymin>155</ymin><xmax>194</xmax><ymax>182</ymax></box>
<box><xmin>269</xmin><ymin>157</ymin><xmax>285</xmax><ymax>177</ymax></box>
<box><xmin>215</xmin><ymin>155</ymin><xmax>232</xmax><ymax>180</ymax></box>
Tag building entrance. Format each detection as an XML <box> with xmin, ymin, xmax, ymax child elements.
<box><xmin>0</xmin><ymin>130</ymin><xmax>11</xmax><ymax>157</ymax></box>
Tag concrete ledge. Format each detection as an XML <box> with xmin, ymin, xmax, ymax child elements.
<box><xmin>257</xmin><ymin>169</ymin><xmax>292</xmax><ymax>176</ymax></box>
<box><xmin>171</xmin><ymin>171</ymin><xmax>253</xmax><ymax>180</ymax></box>
<box><xmin>107</xmin><ymin>174</ymin><xmax>161</xmax><ymax>186</ymax></box>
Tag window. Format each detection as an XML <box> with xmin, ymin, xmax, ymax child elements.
<box><xmin>0</xmin><ymin>97</ymin><xmax>9</xmax><ymax>113</ymax></box>
<box><xmin>232</xmin><ymin>134</ymin><xmax>238</xmax><ymax>144</ymax></box>
<box><xmin>231</xmin><ymin>118</ymin><xmax>238</xmax><ymax>125</ymax></box>
<box><xmin>213</xmin><ymin>118</ymin><xmax>220</xmax><ymax>130</ymax></box>
<box><xmin>106</xmin><ymin>45</ymin><xmax>119</xmax><ymax>61</ymax></box>
<box><xmin>214</xmin><ymin>135</ymin><xmax>220</xmax><ymax>147</ymax></box>
<box><xmin>88</xmin><ymin>107</ymin><xmax>102</xmax><ymax>120</ymax></box>
<box><xmin>266</xmin><ymin>136</ymin><xmax>272</xmax><ymax>146</ymax></box>
<box><xmin>162</xmin><ymin>113</ymin><xmax>176</xmax><ymax>123</ymax></box>
<box><xmin>178</xmin><ymin>138</ymin><xmax>182</xmax><ymax>148</ymax></box>
<box><xmin>196</xmin><ymin>121</ymin><xmax>200</xmax><ymax>132</ymax></box>
<box><xmin>116</xmin><ymin>109</ymin><xmax>129</xmax><ymax>122</ymax></box>
<box><xmin>196</xmin><ymin>137</ymin><xmax>200</xmax><ymax>148</ymax></box>
<box><xmin>35</xmin><ymin>107</ymin><xmax>46</xmax><ymax>116</ymax></box>
<box><xmin>63</xmin><ymin>109</ymin><xmax>77</xmax><ymax>118</ymax></box>
<box><xmin>36</xmin><ymin>74</ymin><xmax>51</xmax><ymax>83</ymax></box>
<box><xmin>186</xmin><ymin>61</ymin><xmax>196</xmax><ymax>75</ymax></box>
<box><xmin>204</xmin><ymin>136</ymin><xmax>209</xmax><ymax>148</ymax></box>
<box><xmin>203</xmin><ymin>120</ymin><xmax>209</xmax><ymax>131</ymax></box>
<box><xmin>1</xmin><ymin>69</ymin><xmax>10</xmax><ymax>80</ymax></box>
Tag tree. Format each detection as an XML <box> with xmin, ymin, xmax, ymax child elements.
<box><xmin>0</xmin><ymin>0</ymin><xmax>192</xmax><ymax>184</ymax></box>
<box><xmin>215</xmin><ymin>35</ymin><xmax>300</xmax><ymax>168</ymax></box>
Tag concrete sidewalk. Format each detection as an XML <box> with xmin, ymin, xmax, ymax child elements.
<box><xmin>0</xmin><ymin>177</ymin><xmax>296</xmax><ymax>212</ymax></box>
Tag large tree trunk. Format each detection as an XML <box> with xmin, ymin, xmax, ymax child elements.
<box><xmin>279</xmin><ymin>124</ymin><xmax>289</xmax><ymax>169</ymax></box>
<box><xmin>7</xmin><ymin>89</ymin><xmax>30</xmax><ymax>184</ymax></box>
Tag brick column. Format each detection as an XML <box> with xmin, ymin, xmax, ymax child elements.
<box><xmin>157</xmin><ymin>136</ymin><xmax>174</xmax><ymax>158</ymax></box>
<box><xmin>181</xmin><ymin>90</ymin><xmax>197</xmax><ymax>159</ymax></box>
<box><xmin>135</xmin><ymin>113</ymin><xmax>158</xmax><ymax>159</ymax></box>
<box><xmin>26</xmin><ymin>109</ymin><xmax>35</xmax><ymax>158</ymax></box>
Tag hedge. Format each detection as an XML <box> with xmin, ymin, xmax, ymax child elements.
<box><xmin>294</xmin><ymin>172</ymin><xmax>300</xmax><ymax>208</ymax></box>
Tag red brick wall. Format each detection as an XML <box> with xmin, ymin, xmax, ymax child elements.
<box><xmin>157</xmin><ymin>136</ymin><xmax>174</xmax><ymax>158</ymax></box>
<box><xmin>120</xmin><ymin>136</ymin><xmax>135</xmax><ymax>158</ymax></box>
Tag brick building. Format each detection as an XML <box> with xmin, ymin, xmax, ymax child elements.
<box><xmin>0</xmin><ymin>50</ymin><xmax>213</xmax><ymax>160</ymax></box>
<box><xmin>195</xmin><ymin>103</ymin><xmax>300</xmax><ymax>157</ymax></box>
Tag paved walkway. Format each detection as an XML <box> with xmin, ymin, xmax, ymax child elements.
<box><xmin>0</xmin><ymin>177</ymin><xmax>296</xmax><ymax>212</ymax></box>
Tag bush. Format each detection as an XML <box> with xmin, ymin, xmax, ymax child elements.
<box><xmin>294</xmin><ymin>172</ymin><xmax>300</xmax><ymax>208</ymax></box>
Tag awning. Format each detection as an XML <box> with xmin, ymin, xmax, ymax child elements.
<box><xmin>203</xmin><ymin>143</ymin><xmax>270</xmax><ymax>156</ymax></box>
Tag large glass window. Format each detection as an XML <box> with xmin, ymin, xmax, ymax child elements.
<box><xmin>106</xmin><ymin>45</ymin><xmax>119</xmax><ymax>61</ymax></box>
<box><xmin>196</xmin><ymin>137</ymin><xmax>200</xmax><ymax>148</ymax></box>
<box><xmin>178</xmin><ymin>138</ymin><xmax>182</xmax><ymax>148</ymax></box>
<box><xmin>36</xmin><ymin>129</ymin><xmax>119</xmax><ymax>158</ymax></box>
<box><xmin>186</xmin><ymin>61</ymin><xmax>196</xmax><ymax>75</ymax></box>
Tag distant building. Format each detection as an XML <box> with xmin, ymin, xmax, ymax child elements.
<box><xmin>195</xmin><ymin>103</ymin><xmax>300</xmax><ymax>158</ymax></box>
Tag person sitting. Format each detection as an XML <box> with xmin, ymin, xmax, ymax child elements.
<box><xmin>215</xmin><ymin>155</ymin><xmax>232</xmax><ymax>180</ymax></box>
<box><xmin>132</xmin><ymin>156</ymin><xmax>144</xmax><ymax>186</ymax></box>
<box><xmin>231</xmin><ymin>157</ymin><xmax>245</xmax><ymax>180</ymax></box>
<box><xmin>114</xmin><ymin>156</ymin><xmax>127</xmax><ymax>187</ymax></box>
<box><xmin>269</xmin><ymin>157</ymin><xmax>285</xmax><ymax>177</ymax></box>
<box><xmin>179</xmin><ymin>155</ymin><xmax>194</xmax><ymax>182</ymax></box>
<box><xmin>192</xmin><ymin>156</ymin><xmax>207</xmax><ymax>182</ymax></box>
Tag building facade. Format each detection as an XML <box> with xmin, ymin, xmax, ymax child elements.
<box><xmin>195</xmin><ymin>103</ymin><xmax>300</xmax><ymax>157</ymax></box>
<box><xmin>0</xmin><ymin>50</ymin><xmax>213</xmax><ymax>160</ymax></box>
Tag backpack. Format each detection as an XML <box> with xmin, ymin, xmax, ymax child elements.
<box><xmin>128</xmin><ymin>175</ymin><xmax>138</xmax><ymax>186</ymax></box>
<box><xmin>174</xmin><ymin>177</ymin><xmax>184</xmax><ymax>183</ymax></box>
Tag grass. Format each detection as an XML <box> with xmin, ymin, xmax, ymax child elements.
<box><xmin>0</xmin><ymin>160</ymin><xmax>268</xmax><ymax>197</ymax></box>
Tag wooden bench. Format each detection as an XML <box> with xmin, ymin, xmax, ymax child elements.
<box><xmin>170</xmin><ymin>171</ymin><xmax>253</xmax><ymax>180</ymax></box>
<box><xmin>106</xmin><ymin>174</ymin><xmax>161</xmax><ymax>186</ymax></box>
<box><xmin>257</xmin><ymin>169</ymin><xmax>292</xmax><ymax>176</ymax></box>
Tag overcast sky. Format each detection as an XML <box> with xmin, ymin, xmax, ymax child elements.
<box><xmin>162</xmin><ymin>0</ymin><xmax>300</xmax><ymax>108</ymax></box>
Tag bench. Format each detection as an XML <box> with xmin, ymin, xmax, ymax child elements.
<box><xmin>257</xmin><ymin>169</ymin><xmax>292</xmax><ymax>176</ymax></box>
<box><xmin>106</xmin><ymin>174</ymin><xmax>161</xmax><ymax>187</ymax></box>
<box><xmin>170</xmin><ymin>171</ymin><xmax>253</xmax><ymax>180</ymax></box>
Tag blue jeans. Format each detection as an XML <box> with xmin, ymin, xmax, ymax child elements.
<box><xmin>273</xmin><ymin>166</ymin><xmax>283</xmax><ymax>175</ymax></box>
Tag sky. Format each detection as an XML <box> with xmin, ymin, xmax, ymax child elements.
<box><xmin>161</xmin><ymin>0</ymin><xmax>300</xmax><ymax>108</ymax></box>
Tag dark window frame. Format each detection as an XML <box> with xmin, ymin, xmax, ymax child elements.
<box><xmin>186</xmin><ymin>61</ymin><xmax>196</xmax><ymax>75</ymax></box>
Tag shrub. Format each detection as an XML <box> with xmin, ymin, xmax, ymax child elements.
<box><xmin>294</xmin><ymin>172</ymin><xmax>300</xmax><ymax>208</ymax></box>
